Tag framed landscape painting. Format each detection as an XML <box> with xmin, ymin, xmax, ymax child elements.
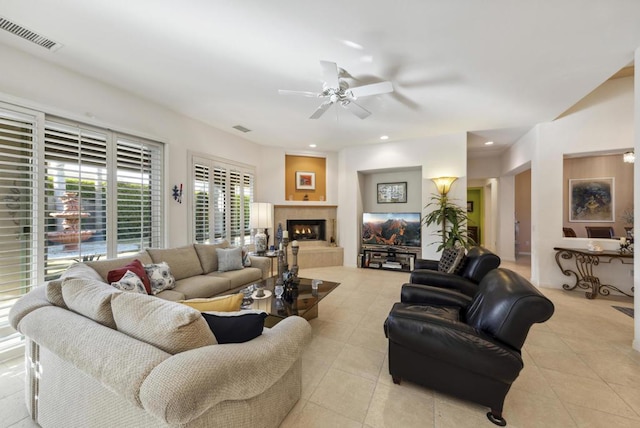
<box><xmin>569</xmin><ymin>177</ymin><xmax>614</xmax><ymax>222</ymax></box>
<box><xmin>295</xmin><ymin>171</ymin><xmax>316</xmax><ymax>190</ymax></box>
<box><xmin>377</xmin><ymin>182</ymin><xmax>407</xmax><ymax>203</ymax></box>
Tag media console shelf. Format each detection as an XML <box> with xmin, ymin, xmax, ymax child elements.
<box><xmin>360</xmin><ymin>246</ymin><xmax>419</xmax><ymax>272</ymax></box>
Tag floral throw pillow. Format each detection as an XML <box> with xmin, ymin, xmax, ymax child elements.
<box><xmin>144</xmin><ymin>261</ymin><xmax>176</xmax><ymax>295</ymax></box>
<box><xmin>241</xmin><ymin>246</ymin><xmax>252</xmax><ymax>267</ymax></box>
<box><xmin>111</xmin><ymin>270</ymin><xmax>147</xmax><ymax>294</ymax></box>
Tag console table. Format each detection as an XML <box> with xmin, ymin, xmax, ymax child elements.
<box><xmin>553</xmin><ymin>247</ymin><xmax>634</xmax><ymax>299</ymax></box>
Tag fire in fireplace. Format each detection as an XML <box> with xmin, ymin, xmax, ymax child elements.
<box><xmin>287</xmin><ymin>219</ymin><xmax>326</xmax><ymax>241</ymax></box>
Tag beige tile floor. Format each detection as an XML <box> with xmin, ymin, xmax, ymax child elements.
<box><xmin>1</xmin><ymin>257</ymin><xmax>639</xmax><ymax>428</ymax></box>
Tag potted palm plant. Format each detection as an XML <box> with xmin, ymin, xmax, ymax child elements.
<box><xmin>422</xmin><ymin>178</ymin><xmax>475</xmax><ymax>251</ymax></box>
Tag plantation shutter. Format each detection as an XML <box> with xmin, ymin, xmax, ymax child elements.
<box><xmin>192</xmin><ymin>155</ymin><xmax>254</xmax><ymax>245</ymax></box>
<box><xmin>0</xmin><ymin>106</ymin><xmax>37</xmax><ymax>359</ymax></box>
<box><xmin>193</xmin><ymin>163</ymin><xmax>210</xmax><ymax>243</ymax></box>
<box><xmin>212</xmin><ymin>166</ymin><xmax>227</xmax><ymax>241</ymax></box>
<box><xmin>115</xmin><ymin>136</ymin><xmax>164</xmax><ymax>254</ymax></box>
<box><xmin>44</xmin><ymin>121</ymin><xmax>109</xmax><ymax>278</ymax></box>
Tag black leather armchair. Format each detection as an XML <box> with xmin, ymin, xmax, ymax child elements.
<box><xmin>384</xmin><ymin>269</ymin><xmax>555</xmax><ymax>426</ymax></box>
<box><xmin>410</xmin><ymin>246</ymin><xmax>500</xmax><ymax>297</ymax></box>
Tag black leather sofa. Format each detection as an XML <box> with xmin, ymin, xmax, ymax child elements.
<box><xmin>384</xmin><ymin>268</ymin><xmax>555</xmax><ymax>426</ymax></box>
<box><xmin>410</xmin><ymin>246</ymin><xmax>500</xmax><ymax>297</ymax></box>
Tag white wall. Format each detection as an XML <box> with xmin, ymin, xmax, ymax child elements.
<box><xmin>0</xmin><ymin>43</ymin><xmax>265</xmax><ymax>247</ymax></box>
<box><xmin>534</xmin><ymin>76</ymin><xmax>634</xmax><ymax>290</ymax></box>
<box><xmin>498</xmin><ymin>76</ymin><xmax>634</xmax><ymax>290</ymax></box>
<box><xmin>338</xmin><ymin>134</ymin><xmax>467</xmax><ymax>266</ymax></box>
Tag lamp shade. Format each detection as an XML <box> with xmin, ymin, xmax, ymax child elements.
<box><xmin>623</xmin><ymin>151</ymin><xmax>635</xmax><ymax>163</ymax></box>
<box><xmin>250</xmin><ymin>202</ymin><xmax>273</xmax><ymax>229</ymax></box>
<box><xmin>432</xmin><ymin>176</ymin><xmax>458</xmax><ymax>195</ymax></box>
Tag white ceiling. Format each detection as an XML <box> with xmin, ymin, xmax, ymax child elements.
<box><xmin>1</xmin><ymin>0</ymin><xmax>639</xmax><ymax>156</ymax></box>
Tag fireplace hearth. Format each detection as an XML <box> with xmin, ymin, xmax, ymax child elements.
<box><xmin>287</xmin><ymin>219</ymin><xmax>326</xmax><ymax>241</ymax></box>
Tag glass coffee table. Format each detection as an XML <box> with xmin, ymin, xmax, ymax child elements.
<box><xmin>243</xmin><ymin>276</ymin><xmax>339</xmax><ymax>327</ymax></box>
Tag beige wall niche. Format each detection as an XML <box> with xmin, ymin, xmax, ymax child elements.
<box><xmin>563</xmin><ymin>153</ymin><xmax>634</xmax><ymax>238</ymax></box>
<box><xmin>285</xmin><ymin>155</ymin><xmax>326</xmax><ymax>201</ymax></box>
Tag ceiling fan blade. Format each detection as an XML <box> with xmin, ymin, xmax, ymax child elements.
<box><xmin>348</xmin><ymin>81</ymin><xmax>394</xmax><ymax>98</ymax></box>
<box><xmin>278</xmin><ymin>89</ymin><xmax>321</xmax><ymax>97</ymax></box>
<box><xmin>320</xmin><ymin>60</ymin><xmax>340</xmax><ymax>89</ymax></box>
<box><xmin>342</xmin><ymin>101</ymin><xmax>371</xmax><ymax>119</ymax></box>
<box><xmin>309</xmin><ymin>100</ymin><xmax>334</xmax><ymax>119</ymax></box>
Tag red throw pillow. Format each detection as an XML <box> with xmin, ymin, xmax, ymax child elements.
<box><xmin>107</xmin><ymin>259</ymin><xmax>151</xmax><ymax>294</ymax></box>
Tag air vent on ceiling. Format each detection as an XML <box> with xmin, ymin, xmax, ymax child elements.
<box><xmin>232</xmin><ymin>125</ymin><xmax>252</xmax><ymax>133</ymax></box>
<box><xmin>0</xmin><ymin>16</ymin><xmax>63</xmax><ymax>51</ymax></box>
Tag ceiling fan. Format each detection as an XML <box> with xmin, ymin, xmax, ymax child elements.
<box><xmin>279</xmin><ymin>61</ymin><xmax>394</xmax><ymax>120</ymax></box>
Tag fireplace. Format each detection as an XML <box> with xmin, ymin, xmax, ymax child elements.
<box><xmin>287</xmin><ymin>219</ymin><xmax>326</xmax><ymax>241</ymax></box>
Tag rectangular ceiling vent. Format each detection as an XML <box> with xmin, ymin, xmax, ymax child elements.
<box><xmin>232</xmin><ymin>125</ymin><xmax>252</xmax><ymax>133</ymax></box>
<box><xmin>0</xmin><ymin>16</ymin><xmax>63</xmax><ymax>51</ymax></box>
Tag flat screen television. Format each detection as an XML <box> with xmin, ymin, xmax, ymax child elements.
<box><xmin>362</xmin><ymin>212</ymin><xmax>421</xmax><ymax>248</ymax></box>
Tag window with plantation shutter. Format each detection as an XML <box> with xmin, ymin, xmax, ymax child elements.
<box><xmin>115</xmin><ymin>136</ymin><xmax>163</xmax><ymax>255</ymax></box>
<box><xmin>193</xmin><ymin>163</ymin><xmax>210</xmax><ymax>243</ymax></box>
<box><xmin>191</xmin><ymin>155</ymin><xmax>254</xmax><ymax>245</ymax></box>
<box><xmin>0</xmin><ymin>105</ymin><xmax>38</xmax><ymax>361</ymax></box>
<box><xmin>0</xmin><ymin>112</ymin><xmax>165</xmax><ymax>362</ymax></box>
<box><xmin>44</xmin><ymin>121</ymin><xmax>109</xmax><ymax>279</ymax></box>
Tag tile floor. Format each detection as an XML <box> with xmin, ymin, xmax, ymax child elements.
<box><xmin>1</xmin><ymin>257</ymin><xmax>639</xmax><ymax>428</ymax></box>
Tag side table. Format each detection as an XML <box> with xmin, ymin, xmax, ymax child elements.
<box><xmin>250</xmin><ymin>251</ymin><xmax>278</xmax><ymax>277</ymax></box>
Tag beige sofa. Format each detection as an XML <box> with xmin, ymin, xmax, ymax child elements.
<box><xmin>9</xmin><ymin>242</ymin><xmax>312</xmax><ymax>428</ymax></box>
<box><xmin>85</xmin><ymin>241</ymin><xmax>272</xmax><ymax>300</ymax></box>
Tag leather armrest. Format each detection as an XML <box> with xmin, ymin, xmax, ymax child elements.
<box><xmin>385</xmin><ymin>311</ymin><xmax>523</xmax><ymax>381</ymax></box>
<box><xmin>414</xmin><ymin>259</ymin><xmax>439</xmax><ymax>270</ymax></box>
<box><xmin>409</xmin><ymin>270</ymin><xmax>478</xmax><ymax>297</ymax></box>
<box><xmin>400</xmin><ymin>283</ymin><xmax>472</xmax><ymax>307</ymax></box>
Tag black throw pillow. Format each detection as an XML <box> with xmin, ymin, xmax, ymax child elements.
<box><xmin>201</xmin><ymin>310</ymin><xmax>267</xmax><ymax>344</ymax></box>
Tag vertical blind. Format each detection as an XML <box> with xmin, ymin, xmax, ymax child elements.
<box><xmin>192</xmin><ymin>156</ymin><xmax>254</xmax><ymax>245</ymax></box>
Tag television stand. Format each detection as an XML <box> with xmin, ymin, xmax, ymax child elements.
<box><xmin>360</xmin><ymin>246</ymin><xmax>419</xmax><ymax>272</ymax></box>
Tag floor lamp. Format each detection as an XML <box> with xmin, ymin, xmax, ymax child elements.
<box><xmin>250</xmin><ymin>202</ymin><xmax>273</xmax><ymax>254</ymax></box>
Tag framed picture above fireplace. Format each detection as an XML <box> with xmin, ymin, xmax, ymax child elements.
<box><xmin>295</xmin><ymin>171</ymin><xmax>316</xmax><ymax>190</ymax></box>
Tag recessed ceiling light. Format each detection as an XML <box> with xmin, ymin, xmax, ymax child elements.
<box><xmin>380</xmin><ymin>135</ymin><xmax>389</xmax><ymax>140</ymax></box>
<box><xmin>485</xmin><ymin>141</ymin><xmax>494</xmax><ymax>145</ymax></box>
<box><xmin>309</xmin><ymin>144</ymin><xmax>317</xmax><ymax>148</ymax></box>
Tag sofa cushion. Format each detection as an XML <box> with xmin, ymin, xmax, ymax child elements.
<box><xmin>173</xmin><ymin>275</ymin><xmax>231</xmax><ymax>299</ymax></box>
<box><xmin>209</xmin><ymin>267</ymin><xmax>263</xmax><ymax>288</ymax></box>
<box><xmin>155</xmin><ymin>289</ymin><xmax>187</xmax><ymax>302</ymax></box>
<box><xmin>47</xmin><ymin>263</ymin><xmax>105</xmax><ymax>309</ymax></box>
<box><xmin>194</xmin><ymin>240</ymin><xmax>230</xmax><ymax>274</ymax></box>
<box><xmin>107</xmin><ymin>259</ymin><xmax>151</xmax><ymax>294</ymax></box>
<box><xmin>86</xmin><ymin>252</ymin><xmax>153</xmax><ymax>282</ymax></box>
<box><xmin>111</xmin><ymin>270</ymin><xmax>148</xmax><ymax>294</ymax></box>
<box><xmin>144</xmin><ymin>262</ymin><xmax>176</xmax><ymax>295</ymax></box>
<box><xmin>147</xmin><ymin>245</ymin><xmax>204</xmax><ymax>280</ymax></box>
<box><xmin>111</xmin><ymin>292</ymin><xmax>217</xmax><ymax>353</ymax></box>
<box><xmin>201</xmin><ymin>310</ymin><xmax>267</xmax><ymax>344</ymax></box>
<box><xmin>46</xmin><ymin>279</ymin><xmax>66</xmax><ymax>308</ymax></box>
<box><xmin>242</xmin><ymin>246</ymin><xmax>252</xmax><ymax>267</ymax></box>
<box><xmin>179</xmin><ymin>293</ymin><xmax>244</xmax><ymax>312</ymax></box>
<box><xmin>216</xmin><ymin>247</ymin><xmax>244</xmax><ymax>272</ymax></box>
<box><xmin>61</xmin><ymin>278</ymin><xmax>121</xmax><ymax>329</ymax></box>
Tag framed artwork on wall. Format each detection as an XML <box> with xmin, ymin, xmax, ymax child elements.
<box><xmin>377</xmin><ymin>182</ymin><xmax>407</xmax><ymax>203</ymax></box>
<box><xmin>569</xmin><ymin>177</ymin><xmax>614</xmax><ymax>222</ymax></box>
<box><xmin>467</xmin><ymin>201</ymin><xmax>474</xmax><ymax>212</ymax></box>
<box><xmin>295</xmin><ymin>171</ymin><xmax>316</xmax><ymax>190</ymax></box>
